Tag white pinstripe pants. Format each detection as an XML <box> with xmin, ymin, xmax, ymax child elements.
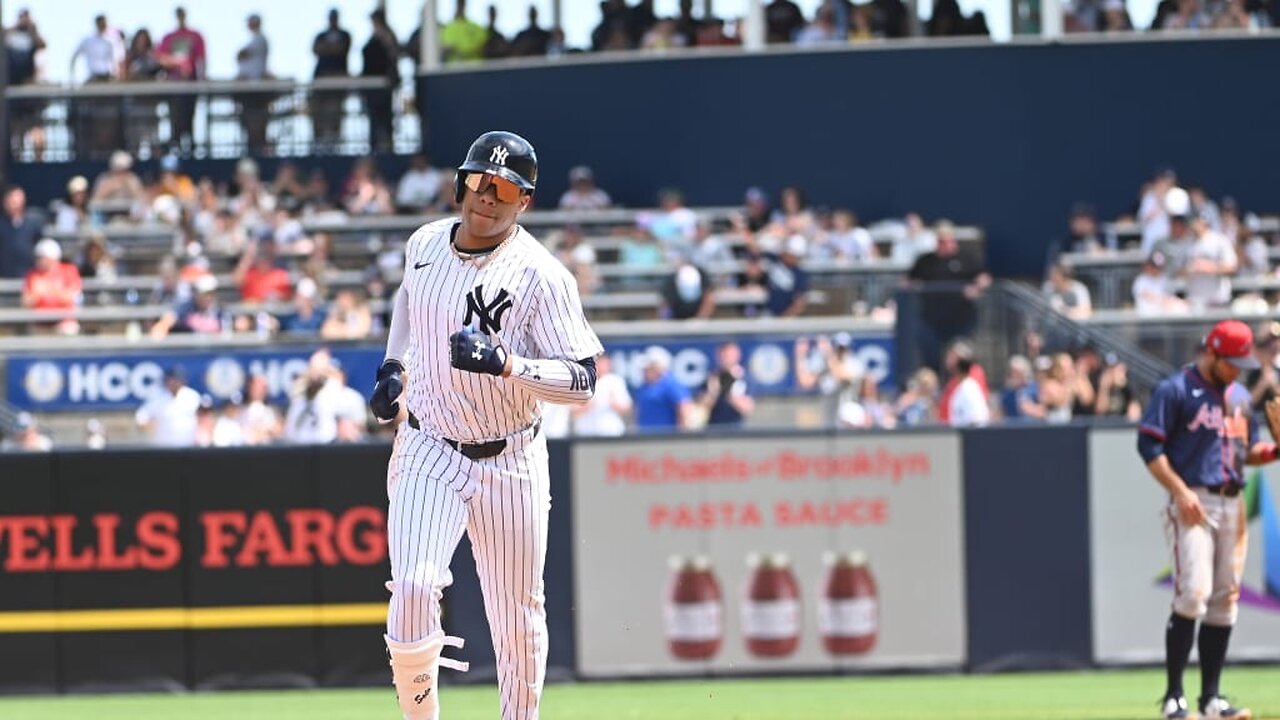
<box><xmin>386</xmin><ymin>422</ymin><xmax>551</xmax><ymax>720</ymax></box>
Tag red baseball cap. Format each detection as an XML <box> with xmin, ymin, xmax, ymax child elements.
<box><xmin>1206</xmin><ymin>320</ymin><xmax>1261</xmax><ymax>369</ymax></box>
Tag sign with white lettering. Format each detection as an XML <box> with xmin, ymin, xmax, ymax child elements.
<box><xmin>571</xmin><ymin>433</ymin><xmax>966</xmax><ymax>676</ymax></box>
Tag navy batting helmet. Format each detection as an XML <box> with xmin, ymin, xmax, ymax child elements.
<box><xmin>454</xmin><ymin>130</ymin><xmax>538</xmax><ymax>204</ymax></box>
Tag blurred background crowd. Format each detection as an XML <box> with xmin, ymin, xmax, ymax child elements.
<box><xmin>0</xmin><ymin>2</ymin><xmax>1277</xmax><ymax>450</ymax></box>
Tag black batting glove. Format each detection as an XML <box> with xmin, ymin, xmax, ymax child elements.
<box><xmin>449</xmin><ymin>327</ymin><xmax>507</xmax><ymax>376</ymax></box>
<box><xmin>369</xmin><ymin>359</ymin><xmax>405</xmax><ymax>421</ymax></box>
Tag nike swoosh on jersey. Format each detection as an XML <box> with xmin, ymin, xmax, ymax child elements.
<box><xmin>414</xmin><ymin>261</ymin><xmax>432</xmax><ymax>269</ymax></box>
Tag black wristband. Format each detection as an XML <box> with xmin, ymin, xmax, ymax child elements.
<box><xmin>378</xmin><ymin>359</ymin><xmax>405</xmax><ymax>381</ymax></box>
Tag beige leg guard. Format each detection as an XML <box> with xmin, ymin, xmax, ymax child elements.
<box><xmin>385</xmin><ymin>631</ymin><xmax>469</xmax><ymax>720</ymax></box>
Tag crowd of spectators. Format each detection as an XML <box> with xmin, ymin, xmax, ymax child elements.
<box><xmin>129</xmin><ymin>349</ymin><xmax>368</xmax><ymax>449</ymax></box>
<box><xmin>8</xmin><ymin>150</ymin><xmax>1277</xmax><ymax>450</ymax></box>
<box><xmin>9</xmin><ymin>2</ymin><xmax>1273</xmax><ymax>160</ymax></box>
<box><xmin>1046</xmin><ymin>166</ymin><xmax>1278</xmax><ymax>318</ymax></box>
<box><xmin>1065</xmin><ymin>0</ymin><xmax>1273</xmax><ymax>31</ymax></box>
<box><xmin>2</xmin><ymin>140</ymin><xmax>982</xmax><ymax>345</ymax></box>
<box><xmin>787</xmin><ymin>333</ymin><xmax>1147</xmax><ymax>431</ymax></box>
<box><xmin>0</xmin><ymin>149</ymin><xmax>456</xmax><ymax>339</ymax></box>
<box><xmin>12</xmin><ymin>0</ymin><xmax>1269</xmax><ymax>98</ymax></box>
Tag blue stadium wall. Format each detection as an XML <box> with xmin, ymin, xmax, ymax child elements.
<box><xmin>418</xmin><ymin>36</ymin><xmax>1280</xmax><ymax>277</ymax></box>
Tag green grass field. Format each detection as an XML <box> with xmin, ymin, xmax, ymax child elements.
<box><xmin>3</xmin><ymin>667</ymin><xmax>1279</xmax><ymax>719</ymax></box>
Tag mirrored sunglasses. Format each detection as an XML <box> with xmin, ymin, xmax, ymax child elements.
<box><xmin>464</xmin><ymin>172</ymin><xmax>524</xmax><ymax>203</ymax></box>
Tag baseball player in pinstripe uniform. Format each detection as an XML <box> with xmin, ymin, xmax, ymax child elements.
<box><xmin>369</xmin><ymin>130</ymin><xmax>602</xmax><ymax>720</ymax></box>
<box><xmin>1139</xmin><ymin>320</ymin><xmax>1274</xmax><ymax>720</ymax></box>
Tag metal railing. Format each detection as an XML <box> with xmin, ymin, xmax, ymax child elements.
<box><xmin>980</xmin><ymin>280</ymin><xmax>1176</xmax><ymax>395</ymax></box>
<box><xmin>7</xmin><ymin>77</ymin><xmax>414</xmax><ymax>162</ymax></box>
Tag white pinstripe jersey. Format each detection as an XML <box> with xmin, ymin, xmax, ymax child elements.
<box><xmin>400</xmin><ymin>218</ymin><xmax>604</xmax><ymax>443</ymax></box>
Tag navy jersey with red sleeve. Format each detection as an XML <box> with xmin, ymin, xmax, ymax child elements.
<box><xmin>1138</xmin><ymin>365</ymin><xmax>1256</xmax><ymax>488</ymax></box>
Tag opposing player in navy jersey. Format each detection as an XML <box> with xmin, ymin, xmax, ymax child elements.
<box><xmin>1139</xmin><ymin>320</ymin><xmax>1275</xmax><ymax>720</ymax></box>
<box><xmin>368</xmin><ymin>130</ymin><xmax>602</xmax><ymax>720</ymax></box>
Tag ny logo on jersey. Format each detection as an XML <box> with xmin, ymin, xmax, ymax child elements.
<box><xmin>464</xmin><ymin>284</ymin><xmax>514</xmax><ymax>334</ymax></box>
<box><xmin>490</xmin><ymin>146</ymin><xmax>509</xmax><ymax>165</ymax></box>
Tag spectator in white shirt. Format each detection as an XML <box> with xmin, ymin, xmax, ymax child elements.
<box><xmin>235</xmin><ymin>14</ymin><xmax>269</xmax><ymax>79</ymax></box>
<box><xmin>194</xmin><ymin>395</ymin><xmax>218</xmax><ymax>447</ymax></box>
<box><xmin>239</xmin><ymin>373</ymin><xmax>282</xmax><ymax>445</ymax></box>
<box><xmin>687</xmin><ymin>219</ymin><xmax>735</xmax><ymax>272</ymax></box>
<box><xmin>283</xmin><ymin>351</ymin><xmax>342</xmax><ymax>445</ymax></box>
<box><xmin>330</xmin><ymin>360</ymin><xmax>369</xmax><ymax>442</ymax></box>
<box><xmin>573</xmin><ymin>354</ymin><xmax>632</xmax><ymax>436</ymax></box>
<box><xmin>1132</xmin><ymin>250</ymin><xmax>1187</xmax><ymax>314</ymax></box>
<box><xmin>1138</xmin><ymin>167</ymin><xmax>1177</xmax><ymax>256</ymax></box>
<box><xmin>637</xmin><ymin>187</ymin><xmax>700</xmax><ymax>261</ymax></box>
<box><xmin>234</xmin><ymin>13</ymin><xmax>271</xmax><ymax>155</ymax></box>
<box><xmin>947</xmin><ymin>352</ymin><xmax>990</xmax><ymax>427</ymax></box>
<box><xmin>213</xmin><ymin>397</ymin><xmax>246</xmax><ymax>447</ymax></box>
<box><xmin>71</xmin><ymin>15</ymin><xmax>124</xmax><ymax>81</ymax></box>
<box><xmin>796</xmin><ymin>333</ymin><xmax>865</xmax><ymax>428</ymax></box>
<box><xmin>1042</xmin><ymin>262</ymin><xmax>1093</xmax><ymax>319</ymax></box>
<box><xmin>135</xmin><ymin>366</ymin><xmax>202</xmax><ymax>447</ymax></box>
<box><xmin>1148</xmin><ymin>187</ymin><xmax>1195</xmax><ymax>277</ymax></box>
<box><xmin>395</xmin><ymin>153</ymin><xmax>443</xmax><ymax>213</ymax></box>
<box><xmin>823</xmin><ymin>209</ymin><xmax>877</xmax><ymax>262</ymax></box>
<box><xmin>1182</xmin><ymin>214</ymin><xmax>1237</xmax><ymax>310</ymax></box>
<box><xmin>890</xmin><ymin>212</ymin><xmax>938</xmax><ymax>265</ymax></box>
<box><xmin>558</xmin><ymin>165</ymin><xmax>611</xmax><ymax>211</ymax></box>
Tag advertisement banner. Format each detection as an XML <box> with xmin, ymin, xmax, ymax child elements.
<box><xmin>1090</xmin><ymin>428</ymin><xmax>1280</xmax><ymax>663</ymax></box>
<box><xmin>5</xmin><ymin>347</ymin><xmax>385</xmax><ymax>412</ymax></box>
<box><xmin>4</xmin><ymin>333</ymin><xmax>894</xmax><ymax>411</ymax></box>
<box><xmin>0</xmin><ymin>447</ymin><xmax>394</xmax><ymax>691</ymax></box>
<box><xmin>0</xmin><ymin>443</ymin><xmax>586</xmax><ymax>692</ymax></box>
<box><xmin>571</xmin><ymin>433</ymin><xmax>966</xmax><ymax>677</ymax></box>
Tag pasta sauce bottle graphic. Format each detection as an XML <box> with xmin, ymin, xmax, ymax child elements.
<box><xmin>742</xmin><ymin>552</ymin><xmax>801</xmax><ymax>658</ymax></box>
<box><xmin>819</xmin><ymin>550</ymin><xmax>879</xmax><ymax>655</ymax></box>
<box><xmin>664</xmin><ymin>555</ymin><xmax>723</xmax><ymax>660</ymax></box>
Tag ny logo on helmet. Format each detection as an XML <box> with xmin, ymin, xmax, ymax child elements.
<box><xmin>490</xmin><ymin>146</ymin><xmax>509</xmax><ymax>165</ymax></box>
<box><xmin>464</xmin><ymin>284</ymin><xmax>514</xmax><ymax>334</ymax></box>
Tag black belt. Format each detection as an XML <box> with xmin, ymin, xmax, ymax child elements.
<box><xmin>406</xmin><ymin>412</ymin><xmax>538</xmax><ymax>461</ymax></box>
<box><xmin>1203</xmin><ymin>484</ymin><xmax>1240</xmax><ymax>497</ymax></box>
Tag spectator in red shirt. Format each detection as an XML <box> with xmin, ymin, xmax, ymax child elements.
<box><xmin>157</xmin><ymin>6</ymin><xmax>206</xmax><ymax>154</ymax></box>
<box><xmin>23</xmin><ymin>238</ymin><xmax>82</xmax><ymax>334</ymax></box>
<box><xmin>235</xmin><ymin>238</ymin><xmax>292</xmax><ymax>303</ymax></box>
<box><xmin>935</xmin><ymin>339</ymin><xmax>988</xmax><ymax>425</ymax></box>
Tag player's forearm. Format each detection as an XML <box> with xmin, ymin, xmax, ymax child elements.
<box><xmin>505</xmin><ymin>356</ymin><xmax>595</xmax><ymax>404</ymax></box>
<box><xmin>384</xmin><ymin>286</ymin><xmax>409</xmax><ymax>364</ymax></box>
<box><xmin>1145</xmin><ymin>454</ymin><xmax>1191</xmax><ymax>496</ymax></box>
<box><xmin>1246</xmin><ymin>441</ymin><xmax>1278</xmax><ymax>465</ymax></box>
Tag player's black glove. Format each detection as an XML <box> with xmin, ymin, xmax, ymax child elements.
<box><xmin>369</xmin><ymin>359</ymin><xmax>405</xmax><ymax>421</ymax></box>
<box><xmin>449</xmin><ymin>327</ymin><xmax>507</xmax><ymax>376</ymax></box>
